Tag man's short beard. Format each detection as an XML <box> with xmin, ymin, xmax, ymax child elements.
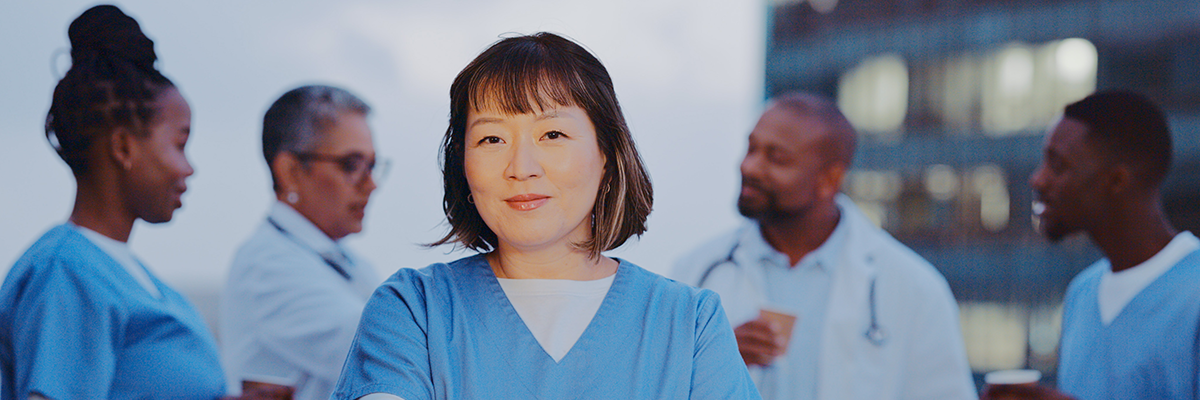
<box><xmin>738</xmin><ymin>195</ymin><xmax>786</xmax><ymax>222</ymax></box>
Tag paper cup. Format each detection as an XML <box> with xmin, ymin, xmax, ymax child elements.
<box><xmin>984</xmin><ymin>369</ymin><xmax>1042</xmax><ymax>385</ymax></box>
<box><xmin>758</xmin><ymin>308</ymin><xmax>798</xmax><ymax>351</ymax></box>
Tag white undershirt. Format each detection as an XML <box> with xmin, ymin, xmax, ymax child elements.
<box><xmin>1098</xmin><ymin>231</ymin><xmax>1199</xmax><ymax>325</ymax></box>
<box><xmin>73</xmin><ymin>224</ymin><xmax>161</xmax><ymax>298</ymax></box>
<box><xmin>355</xmin><ymin>274</ymin><xmax>615</xmax><ymax>400</ymax></box>
<box><xmin>497</xmin><ymin>275</ymin><xmax>615</xmax><ymax>362</ymax></box>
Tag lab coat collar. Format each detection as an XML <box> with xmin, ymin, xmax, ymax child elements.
<box><xmin>267</xmin><ymin>201</ymin><xmax>343</xmax><ymax>257</ymax></box>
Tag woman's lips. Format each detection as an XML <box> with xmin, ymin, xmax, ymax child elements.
<box><xmin>505</xmin><ymin>194</ymin><xmax>550</xmax><ymax>211</ymax></box>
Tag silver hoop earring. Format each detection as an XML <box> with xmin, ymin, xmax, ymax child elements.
<box><xmin>467</xmin><ymin>193</ymin><xmax>475</xmax><ymax>204</ymax></box>
<box><xmin>286</xmin><ymin>192</ymin><xmax>300</xmax><ymax>204</ymax></box>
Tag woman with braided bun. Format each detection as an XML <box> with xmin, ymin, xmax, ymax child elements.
<box><xmin>0</xmin><ymin>5</ymin><xmax>231</xmax><ymax>400</ymax></box>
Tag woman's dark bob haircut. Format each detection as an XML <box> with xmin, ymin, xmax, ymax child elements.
<box><xmin>431</xmin><ymin>32</ymin><xmax>653</xmax><ymax>258</ymax></box>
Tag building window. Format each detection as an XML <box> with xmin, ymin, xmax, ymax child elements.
<box><xmin>837</xmin><ymin>54</ymin><xmax>909</xmax><ymax>137</ymax></box>
<box><xmin>981</xmin><ymin>39</ymin><xmax>1097</xmax><ymax>135</ymax></box>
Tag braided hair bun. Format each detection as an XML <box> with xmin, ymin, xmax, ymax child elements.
<box><xmin>46</xmin><ymin>4</ymin><xmax>174</xmax><ymax>175</ymax></box>
<box><xmin>68</xmin><ymin>5</ymin><xmax>157</xmax><ymax>72</ymax></box>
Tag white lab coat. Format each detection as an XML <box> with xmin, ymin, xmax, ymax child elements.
<box><xmin>673</xmin><ymin>195</ymin><xmax>977</xmax><ymax>400</ymax></box>
<box><xmin>220</xmin><ymin>202</ymin><xmax>383</xmax><ymax>400</ymax></box>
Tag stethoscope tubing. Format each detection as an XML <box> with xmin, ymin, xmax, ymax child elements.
<box><xmin>697</xmin><ymin>236</ymin><xmax>887</xmax><ymax>347</ymax></box>
<box><xmin>267</xmin><ymin>217</ymin><xmax>352</xmax><ymax>281</ymax></box>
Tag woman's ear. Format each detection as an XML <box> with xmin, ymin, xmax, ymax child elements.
<box><xmin>271</xmin><ymin>153</ymin><xmax>303</xmax><ymax>197</ymax></box>
<box><xmin>108</xmin><ymin>126</ymin><xmax>139</xmax><ymax>171</ymax></box>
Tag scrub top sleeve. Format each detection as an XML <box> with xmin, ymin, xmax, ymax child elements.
<box><xmin>332</xmin><ymin>272</ymin><xmax>432</xmax><ymax>400</ymax></box>
<box><xmin>12</xmin><ymin>262</ymin><xmax>118</xmax><ymax>399</ymax></box>
<box><xmin>690</xmin><ymin>290</ymin><xmax>763</xmax><ymax>400</ymax></box>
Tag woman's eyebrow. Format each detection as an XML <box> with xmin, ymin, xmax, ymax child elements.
<box><xmin>468</xmin><ymin>117</ymin><xmax>505</xmax><ymax>129</ymax></box>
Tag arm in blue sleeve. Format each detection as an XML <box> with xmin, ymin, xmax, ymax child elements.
<box><xmin>691</xmin><ymin>290</ymin><xmax>763</xmax><ymax>400</ymax></box>
<box><xmin>12</xmin><ymin>260</ymin><xmax>118</xmax><ymax>399</ymax></box>
<box><xmin>332</xmin><ymin>271</ymin><xmax>433</xmax><ymax>400</ymax></box>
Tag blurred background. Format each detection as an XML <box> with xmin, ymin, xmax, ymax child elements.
<box><xmin>765</xmin><ymin>0</ymin><xmax>1200</xmax><ymax>386</ymax></box>
<box><xmin>3</xmin><ymin>0</ymin><xmax>1198</xmax><ymax>389</ymax></box>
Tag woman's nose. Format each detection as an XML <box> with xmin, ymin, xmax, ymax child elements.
<box><xmin>505</xmin><ymin>139</ymin><xmax>544</xmax><ymax>181</ymax></box>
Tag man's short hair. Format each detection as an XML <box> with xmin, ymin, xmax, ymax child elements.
<box><xmin>769</xmin><ymin>91</ymin><xmax>857</xmax><ymax>167</ymax></box>
<box><xmin>1063</xmin><ymin>90</ymin><xmax>1172</xmax><ymax>186</ymax></box>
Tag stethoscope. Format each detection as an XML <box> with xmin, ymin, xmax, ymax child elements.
<box><xmin>698</xmin><ymin>239</ymin><xmax>888</xmax><ymax>347</ymax></box>
<box><xmin>267</xmin><ymin>217</ymin><xmax>353</xmax><ymax>281</ymax></box>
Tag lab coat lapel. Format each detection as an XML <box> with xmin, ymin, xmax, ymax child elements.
<box><xmin>817</xmin><ymin>196</ymin><xmax>886</xmax><ymax>400</ymax></box>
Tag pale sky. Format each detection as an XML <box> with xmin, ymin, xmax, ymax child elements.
<box><xmin>0</xmin><ymin>0</ymin><xmax>766</xmax><ymax>320</ymax></box>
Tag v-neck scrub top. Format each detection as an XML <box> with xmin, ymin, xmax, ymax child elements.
<box><xmin>0</xmin><ymin>225</ymin><xmax>226</xmax><ymax>400</ymax></box>
<box><xmin>332</xmin><ymin>254</ymin><xmax>761</xmax><ymax>400</ymax></box>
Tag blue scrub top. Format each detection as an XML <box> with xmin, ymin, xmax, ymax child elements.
<box><xmin>1058</xmin><ymin>250</ymin><xmax>1200</xmax><ymax>400</ymax></box>
<box><xmin>333</xmin><ymin>254</ymin><xmax>761</xmax><ymax>400</ymax></box>
<box><xmin>0</xmin><ymin>225</ymin><xmax>226</xmax><ymax>400</ymax></box>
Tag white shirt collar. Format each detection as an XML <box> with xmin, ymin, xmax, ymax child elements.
<box><xmin>267</xmin><ymin>201</ymin><xmax>342</xmax><ymax>255</ymax></box>
<box><xmin>71</xmin><ymin>223</ymin><xmax>162</xmax><ymax>298</ymax></box>
<box><xmin>1098</xmin><ymin>231</ymin><xmax>1200</xmax><ymax>325</ymax></box>
<box><xmin>739</xmin><ymin>202</ymin><xmax>848</xmax><ymax>272</ymax></box>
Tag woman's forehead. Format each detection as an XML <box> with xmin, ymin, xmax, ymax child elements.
<box><xmin>469</xmin><ymin>91</ymin><xmax>577</xmax><ymax>116</ymax></box>
<box><xmin>468</xmin><ymin>73</ymin><xmax>579</xmax><ymax>114</ymax></box>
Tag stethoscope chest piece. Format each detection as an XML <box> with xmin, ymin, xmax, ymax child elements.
<box><xmin>864</xmin><ymin>324</ymin><xmax>887</xmax><ymax>346</ymax></box>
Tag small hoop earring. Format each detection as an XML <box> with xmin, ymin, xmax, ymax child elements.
<box><xmin>286</xmin><ymin>192</ymin><xmax>300</xmax><ymax>204</ymax></box>
<box><xmin>467</xmin><ymin>193</ymin><xmax>475</xmax><ymax>204</ymax></box>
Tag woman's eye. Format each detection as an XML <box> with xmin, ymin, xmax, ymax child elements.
<box><xmin>479</xmin><ymin>136</ymin><xmax>504</xmax><ymax>145</ymax></box>
<box><xmin>544</xmin><ymin>131</ymin><xmax>565</xmax><ymax>140</ymax></box>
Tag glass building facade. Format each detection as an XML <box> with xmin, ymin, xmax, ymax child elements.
<box><xmin>764</xmin><ymin>0</ymin><xmax>1200</xmax><ymax>384</ymax></box>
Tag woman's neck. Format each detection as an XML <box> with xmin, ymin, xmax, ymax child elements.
<box><xmin>488</xmin><ymin>244</ymin><xmax>616</xmax><ymax>280</ymax></box>
<box><xmin>70</xmin><ymin>178</ymin><xmax>136</xmax><ymax>243</ymax></box>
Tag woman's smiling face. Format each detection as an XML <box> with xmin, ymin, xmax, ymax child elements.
<box><xmin>463</xmin><ymin>102</ymin><xmax>606</xmax><ymax>253</ymax></box>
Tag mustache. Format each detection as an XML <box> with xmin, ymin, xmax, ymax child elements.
<box><xmin>740</xmin><ymin>177</ymin><xmax>767</xmax><ymax>192</ymax></box>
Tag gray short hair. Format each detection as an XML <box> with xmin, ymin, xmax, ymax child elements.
<box><xmin>262</xmin><ymin>85</ymin><xmax>371</xmax><ymax>192</ymax></box>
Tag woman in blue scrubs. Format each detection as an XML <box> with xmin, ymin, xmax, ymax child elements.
<box><xmin>332</xmin><ymin>32</ymin><xmax>761</xmax><ymax>400</ymax></box>
<box><xmin>0</xmin><ymin>5</ymin><xmax>227</xmax><ymax>400</ymax></box>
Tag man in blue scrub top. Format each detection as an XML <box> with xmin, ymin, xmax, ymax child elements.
<box><xmin>984</xmin><ymin>91</ymin><xmax>1200</xmax><ymax>400</ymax></box>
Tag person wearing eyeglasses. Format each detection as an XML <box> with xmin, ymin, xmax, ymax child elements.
<box><xmin>219</xmin><ymin>85</ymin><xmax>386</xmax><ymax>400</ymax></box>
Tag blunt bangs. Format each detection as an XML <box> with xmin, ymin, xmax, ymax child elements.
<box><xmin>462</xmin><ymin>37</ymin><xmax>604</xmax><ymax>121</ymax></box>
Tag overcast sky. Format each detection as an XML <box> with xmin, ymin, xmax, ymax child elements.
<box><xmin>0</xmin><ymin>1</ymin><xmax>766</xmax><ymax>315</ymax></box>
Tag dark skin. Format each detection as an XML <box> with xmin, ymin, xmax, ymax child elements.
<box><xmin>70</xmin><ymin>140</ymin><xmax>139</xmax><ymax>242</ymax></box>
<box><xmin>733</xmin><ymin>102</ymin><xmax>851</xmax><ymax>366</ymax></box>
<box><xmin>69</xmin><ymin>86</ymin><xmax>194</xmax><ymax>242</ymax></box>
<box><xmin>51</xmin><ymin>88</ymin><xmax>285</xmax><ymax>400</ymax></box>
<box><xmin>985</xmin><ymin>118</ymin><xmax>1177</xmax><ymax>399</ymax></box>
<box><xmin>1030</xmin><ymin>117</ymin><xmax>1176</xmax><ymax>271</ymax></box>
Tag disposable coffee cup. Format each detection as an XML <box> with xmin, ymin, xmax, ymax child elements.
<box><xmin>758</xmin><ymin>308</ymin><xmax>798</xmax><ymax>351</ymax></box>
<box><xmin>984</xmin><ymin>369</ymin><xmax>1042</xmax><ymax>385</ymax></box>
